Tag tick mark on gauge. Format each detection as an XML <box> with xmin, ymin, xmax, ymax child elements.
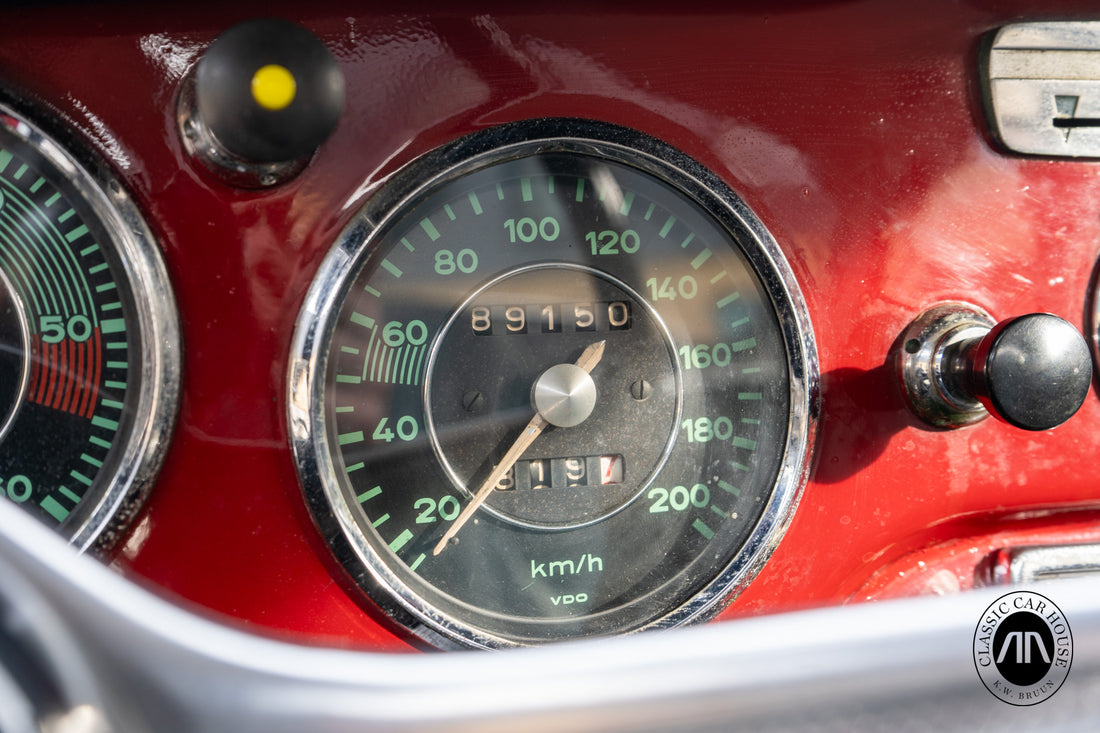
<box><xmin>619</xmin><ymin>191</ymin><xmax>635</xmax><ymax>216</ymax></box>
<box><xmin>731</xmin><ymin>337</ymin><xmax>756</xmax><ymax>352</ymax></box>
<box><xmin>468</xmin><ymin>192</ymin><xmax>483</xmax><ymax>215</ymax></box>
<box><xmin>521</xmin><ymin>177</ymin><xmax>533</xmax><ymax>202</ymax></box>
<box><xmin>380</xmin><ymin>259</ymin><xmax>403</xmax><ymax>278</ymax></box>
<box><xmin>659</xmin><ymin>216</ymin><xmax>676</xmax><ymax>238</ymax></box>
<box><xmin>350</xmin><ymin>312</ymin><xmax>375</xmax><ymax>329</ymax></box>
<box><xmin>692</xmin><ymin>519</ymin><xmax>715</xmax><ymax>540</ymax></box>
<box><xmin>338</xmin><ymin>430</ymin><xmax>364</xmax><ymax>445</ymax></box>
<box><xmin>690</xmin><ymin>249</ymin><xmax>712</xmax><ymax>270</ymax></box>
<box><xmin>420</xmin><ymin>218</ymin><xmax>440</xmax><ymax>241</ymax></box>
<box><xmin>718</xmin><ymin>480</ymin><xmax>740</xmax><ymax>496</ymax></box>
<box><xmin>716</xmin><ymin>292</ymin><xmax>740</xmax><ymax>309</ymax></box>
<box><xmin>389</xmin><ymin>529</ymin><xmax>414</xmax><ymax>552</ymax></box>
<box><xmin>409</xmin><ymin>553</ymin><xmax>426</xmax><ymax>573</ymax></box>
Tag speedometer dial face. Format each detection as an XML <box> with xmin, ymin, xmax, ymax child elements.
<box><xmin>0</xmin><ymin>103</ymin><xmax>179</xmax><ymax>552</ymax></box>
<box><xmin>291</xmin><ymin>120</ymin><xmax>817</xmax><ymax>647</ymax></box>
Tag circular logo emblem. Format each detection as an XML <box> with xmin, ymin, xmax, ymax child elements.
<box><xmin>974</xmin><ymin>591</ymin><xmax>1072</xmax><ymax>705</ymax></box>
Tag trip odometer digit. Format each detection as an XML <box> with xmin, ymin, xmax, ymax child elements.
<box><xmin>0</xmin><ymin>103</ymin><xmax>179</xmax><ymax>552</ymax></box>
<box><xmin>290</xmin><ymin>120</ymin><xmax>817</xmax><ymax>647</ymax></box>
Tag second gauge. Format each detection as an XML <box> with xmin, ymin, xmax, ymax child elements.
<box><xmin>291</xmin><ymin>120</ymin><xmax>817</xmax><ymax>648</ymax></box>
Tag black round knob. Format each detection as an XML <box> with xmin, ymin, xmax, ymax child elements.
<box><xmin>194</xmin><ymin>18</ymin><xmax>345</xmax><ymax>164</ymax></box>
<box><xmin>966</xmin><ymin>314</ymin><xmax>1092</xmax><ymax>431</ymax></box>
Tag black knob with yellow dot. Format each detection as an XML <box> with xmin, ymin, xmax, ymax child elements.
<box><xmin>195</xmin><ymin>18</ymin><xmax>345</xmax><ymax>164</ymax></box>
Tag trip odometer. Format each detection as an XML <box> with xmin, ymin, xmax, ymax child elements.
<box><xmin>290</xmin><ymin>120</ymin><xmax>817</xmax><ymax>647</ymax></box>
<box><xmin>0</xmin><ymin>103</ymin><xmax>179</xmax><ymax>552</ymax></box>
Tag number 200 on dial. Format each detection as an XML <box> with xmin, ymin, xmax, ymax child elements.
<box><xmin>290</xmin><ymin>120</ymin><xmax>817</xmax><ymax>648</ymax></box>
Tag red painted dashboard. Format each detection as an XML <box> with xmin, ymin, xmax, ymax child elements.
<box><xmin>2</xmin><ymin>1</ymin><xmax>1099</xmax><ymax>653</ymax></box>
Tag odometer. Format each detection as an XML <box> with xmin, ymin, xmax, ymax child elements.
<box><xmin>290</xmin><ymin>120</ymin><xmax>816</xmax><ymax>647</ymax></box>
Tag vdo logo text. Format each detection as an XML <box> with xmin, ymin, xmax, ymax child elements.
<box><xmin>973</xmin><ymin>591</ymin><xmax>1072</xmax><ymax>705</ymax></box>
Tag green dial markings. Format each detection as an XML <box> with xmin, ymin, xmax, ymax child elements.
<box><xmin>357</xmin><ymin>486</ymin><xmax>382</xmax><ymax>503</ymax></box>
<box><xmin>467</xmin><ymin>192</ymin><xmax>483</xmax><ymax>215</ymax></box>
<box><xmin>100</xmin><ymin>318</ymin><xmax>125</xmax><ymax>333</ymax></box>
<box><xmin>338</xmin><ymin>430</ymin><xmax>365</xmax><ymax>446</ymax></box>
<box><xmin>91</xmin><ymin>416</ymin><xmax>119</xmax><ymax>432</ymax></box>
<box><xmin>40</xmin><ymin>496</ymin><xmax>69</xmax><ymax>522</ymax></box>
<box><xmin>380</xmin><ymin>258</ymin><xmax>403</xmax><ymax>278</ymax></box>
<box><xmin>690</xmin><ymin>249</ymin><xmax>712</xmax><ymax>270</ymax></box>
<box><xmin>419</xmin><ymin>218</ymin><xmax>440</xmax><ymax>241</ymax></box>
<box><xmin>716</xmin><ymin>292</ymin><xmax>740</xmax><ymax>309</ymax></box>
<box><xmin>312</xmin><ymin>135</ymin><xmax>802</xmax><ymax>646</ymax></box>
<box><xmin>659</xmin><ymin>215</ymin><xmax>676</xmax><ymax>238</ymax></box>
<box><xmin>69</xmin><ymin>470</ymin><xmax>92</xmax><ymax>487</ymax></box>
<box><xmin>350</xmin><ymin>312</ymin><xmax>375</xmax><ymax>329</ymax></box>
<box><xmin>718</xmin><ymin>480</ymin><xmax>740</xmax><ymax>496</ymax></box>
<box><xmin>64</xmin><ymin>224</ymin><xmax>89</xmax><ymax>243</ymax></box>
<box><xmin>389</xmin><ymin>528</ymin><xmax>414</xmax><ymax>552</ymax></box>
<box><xmin>692</xmin><ymin>519</ymin><xmax>715</xmax><ymax>540</ymax></box>
<box><xmin>731</xmin><ymin>337</ymin><xmax>756</xmax><ymax>351</ymax></box>
<box><xmin>619</xmin><ymin>191</ymin><xmax>635</xmax><ymax>216</ymax></box>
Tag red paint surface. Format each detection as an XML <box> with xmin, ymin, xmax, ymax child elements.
<box><xmin>1</xmin><ymin>1</ymin><xmax>1099</xmax><ymax>650</ymax></box>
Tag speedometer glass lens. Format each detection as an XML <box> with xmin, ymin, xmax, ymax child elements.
<box><xmin>291</xmin><ymin>120</ymin><xmax>816</xmax><ymax>647</ymax></box>
<box><xmin>0</xmin><ymin>103</ymin><xmax>178</xmax><ymax>552</ymax></box>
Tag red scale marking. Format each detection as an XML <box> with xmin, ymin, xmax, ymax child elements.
<box><xmin>26</xmin><ymin>328</ymin><xmax>103</xmax><ymax>417</ymax></box>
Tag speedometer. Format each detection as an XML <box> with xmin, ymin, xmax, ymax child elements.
<box><xmin>290</xmin><ymin>119</ymin><xmax>817</xmax><ymax>647</ymax></box>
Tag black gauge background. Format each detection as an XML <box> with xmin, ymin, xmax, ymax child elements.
<box><xmin>0</xmin><ymin>95</ymin><xmax>179</xmax><ymax>553</ymax></box>
<box><xmin>292</xmin><ymin>119</ymin><xmax>817</xmax><ymax>648</ymax></box>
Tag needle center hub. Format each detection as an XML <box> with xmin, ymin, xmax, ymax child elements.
<box><xmin>532</xmin><ymin>363</ymin><xmax>597</xmax><ymax>428</ymax></box>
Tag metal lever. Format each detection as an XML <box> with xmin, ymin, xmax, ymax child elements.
<box><xmin>895</xmin><ymin>304</ymin><xmax>1091</xmax><ymax>430</ymax></box>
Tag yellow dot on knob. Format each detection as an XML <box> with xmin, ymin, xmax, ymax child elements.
<box><xmin>251</xmin><ymin>64</ymin><xmax>297</xmax><ymax>111</ymax></box>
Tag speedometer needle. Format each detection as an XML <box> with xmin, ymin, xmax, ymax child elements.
<box><xmin>432</xmin><ymin>339</ymin><xmax>606</xmax><ymax>556</ymax></box>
